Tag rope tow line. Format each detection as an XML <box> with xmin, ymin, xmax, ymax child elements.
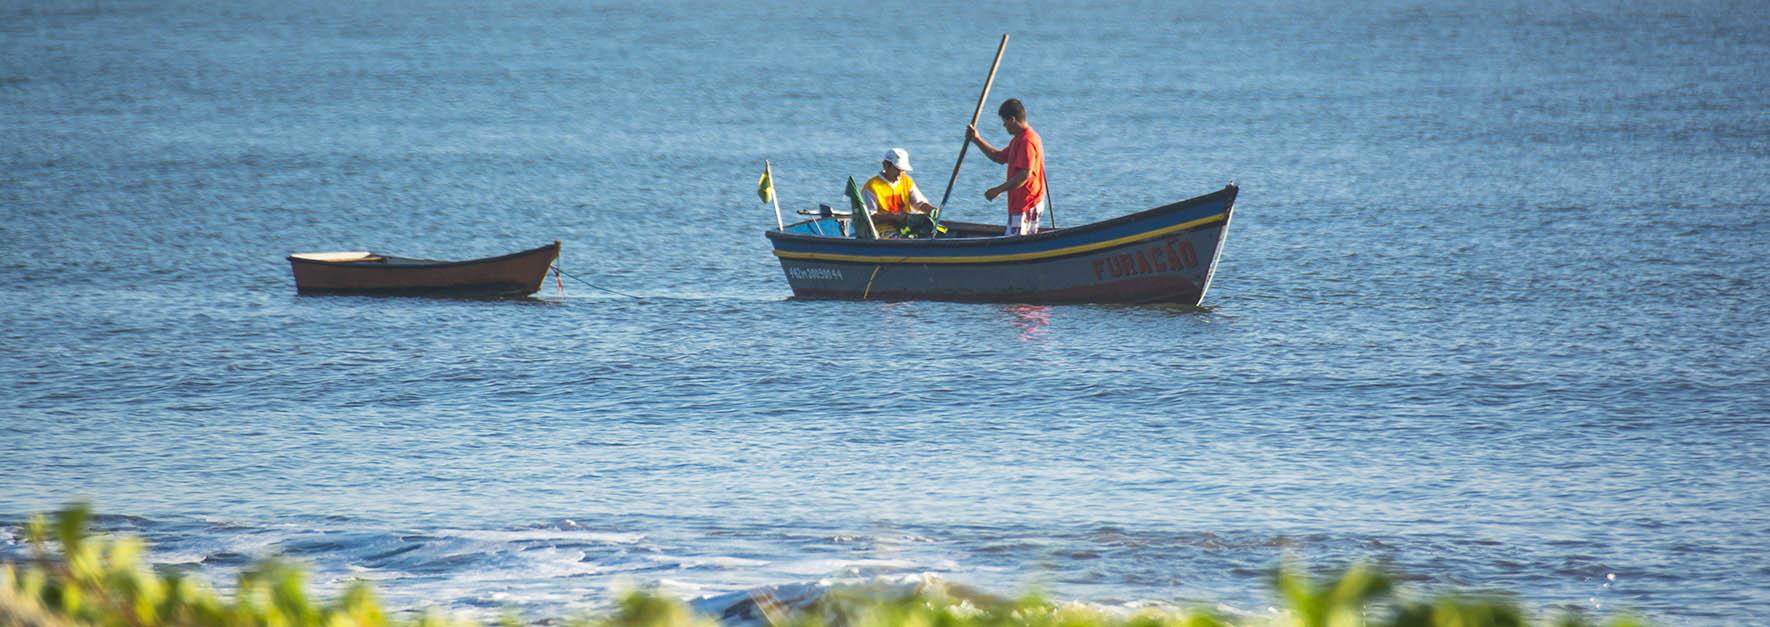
<box><xmin>551</xmin><ymin>265</ymin><xmax>641</xmax><ymax>299</ymax></box>
<box><xmin>862</xmin><ymin>265</ymin><xmax>884</xmax><ymax>300</ymax></box>
<box><xmin>860</xmin><ymin>253</ymin><xmax>921</xmax><ymax>300</ymax></box>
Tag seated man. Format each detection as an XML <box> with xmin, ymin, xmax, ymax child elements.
<box><xmin>861</xmin><ymin>148</ymin><xmax>940</xmax><ymax>237</ymax></box>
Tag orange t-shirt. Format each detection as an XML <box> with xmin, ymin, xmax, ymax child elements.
<box><xmin>1004</xmin><ymin>126</ymin><xmax>1046</xmax><ymax>217</ymax></box>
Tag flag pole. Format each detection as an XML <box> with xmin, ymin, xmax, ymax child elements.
<box><xmin>765</xmin><ymin>160</ymin><xmax>784</xmax><ymax>230</ymax></box>
<box><xmin>937</xmin><ymin>33</ymin><xmax>1009</xmax><ymax>223</ymax></box>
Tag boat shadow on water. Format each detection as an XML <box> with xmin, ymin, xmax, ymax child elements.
<box><xmin>293</xmin><ymin>290</ymin><xmax>561</xmax><ymax>303</ymax></box>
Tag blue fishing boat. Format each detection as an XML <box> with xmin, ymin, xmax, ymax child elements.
<box><xmin>764</xmin><ymin>185</ymin><xmax>1237</xmax><ymax>305</ymax></box>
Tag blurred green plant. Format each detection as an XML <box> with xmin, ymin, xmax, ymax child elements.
<box><xmin>0</xmin><ymin>504</ymin><xmax>464</xmax><ymax>627</ymax></box>
<box><xmin>3</xmin><ymin>505</ymin><xmax>1644</xmax><ymax>627</ymax></box>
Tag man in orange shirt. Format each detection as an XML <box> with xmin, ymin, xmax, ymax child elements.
<box><xmin>966</xmin><ymin>98</ymin><xmax>1046</xmax><ymax>236</ymax></box>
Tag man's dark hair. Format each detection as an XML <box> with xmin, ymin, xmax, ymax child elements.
<box><xmin>997</xmin><ymin>98</ymin><xmax>1027</xmax><ymax>122</ymax></box>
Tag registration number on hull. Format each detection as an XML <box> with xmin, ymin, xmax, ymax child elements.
<box><xmin>788</xmin><ymin>266</ymin><xmax>845</xmax><ymax>281</ymax></box>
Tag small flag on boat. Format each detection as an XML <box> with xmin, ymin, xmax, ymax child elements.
<box><xmin>757</xmin><ymin>166</ymin><xmax>775</xmax><ymax>204</ymax></box>
<box><xmin>844</xmin><ymin>176</ymin><xmax>864</xmax><ymax>212</ymax></box>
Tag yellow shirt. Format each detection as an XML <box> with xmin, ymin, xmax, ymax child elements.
<box><xmin>862</xmin><ymin>174</ymin><xmax>927</xmax><ymax>215</ymax></box>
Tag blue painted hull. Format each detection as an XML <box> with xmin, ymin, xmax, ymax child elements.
<box><xmin>765</xmin><ymin>185</ymin><xmax>1237</xmax><ymax>304</ymax></box>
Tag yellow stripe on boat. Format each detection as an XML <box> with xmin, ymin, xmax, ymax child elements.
<box><xmin>773</xmin><ymin>213</ymin><xmax>1227</xmax><ymax>264</ymax></box>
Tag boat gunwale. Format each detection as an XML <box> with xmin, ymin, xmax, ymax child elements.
<box><xmin>765</xmin><ymin>184</ymin><xmax>1237</xmax><ymax>251</ymax></box>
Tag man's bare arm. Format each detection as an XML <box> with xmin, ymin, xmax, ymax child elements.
<box><xmin>966</xmin><ymin>125</ymin><xmax>1007</xmax><ymax>164</ymax></box>
<box><xmin>986</xmin><ymin>168</ymin><xmax>1030</xmax><ymax>201</ymax></box>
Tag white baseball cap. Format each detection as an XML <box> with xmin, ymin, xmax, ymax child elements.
<box><xmin>884</xmin><ymin>148</ymin><xmax>913</xmax><ymax>172</ymax></box>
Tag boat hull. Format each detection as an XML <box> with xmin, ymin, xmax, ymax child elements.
<box><xmin>766</xmin><ymin>186</ymin><xmax>1236</xmax><ymax>305</ymax></box>
<box><xmin>288</xmin><ymin>242</ymin><xmax>559</xmax><ymax>297</ymax></box>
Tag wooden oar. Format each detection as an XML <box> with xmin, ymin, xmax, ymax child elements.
<box><xmin>936</xmin><ymin>34</ymin><xmax>1009</xmax><ymax>225</ymax></box>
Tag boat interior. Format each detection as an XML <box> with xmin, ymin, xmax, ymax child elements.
<box><xmin>288</xmin><ymin>252</ymin><xmax>455</xmax><ymax>266</ymax></box>
<box><xmin>288</xmin><ymin>252</ymin><xmax>384</xmax><ymax>263</ymax></box>
<box><xmin>782</xmin><ymin>209</ymin><xmax>1024</xmax><ymax>240</ymax></box>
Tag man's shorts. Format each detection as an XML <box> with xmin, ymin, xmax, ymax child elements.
<box><xmin>1006</xmin><ymin>199</ymin><xmax>1047</xmax><ymax>236</ymax></box>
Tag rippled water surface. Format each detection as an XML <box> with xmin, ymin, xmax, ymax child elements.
<box><xmin>4</xmin><ymin>0</ymin><xmax>1769</xmax><ymax>623</ymax></box>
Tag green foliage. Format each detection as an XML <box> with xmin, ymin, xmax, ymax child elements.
<box><xmin>3</xmin><ymin>505</ymin><xmax>1646</xmax><ymax>627</ymax></box>
<box><xmin>1</xmin><ymin>504</ymin><xmax>463</xmax><ymax>627</ymax></box>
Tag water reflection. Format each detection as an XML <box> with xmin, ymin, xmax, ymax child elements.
<box><xmin>1006</xmin><ymin>304</ymin><xmax>1051</xmax><ymax>340</ymax></box>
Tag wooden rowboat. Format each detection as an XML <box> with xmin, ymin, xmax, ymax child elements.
<box><xmin>764</xmin><ymin>185</ymin><xmax>1236</xmax><ymax>305</ymax></box>
<box><xmin>287</xmin><ymin>241</ymin><xmax>559</xmax><ymax>297</ymax></box>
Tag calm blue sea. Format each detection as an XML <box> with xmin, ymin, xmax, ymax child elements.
<box><xmin>3</xmin><ymin>0</ymin><xmax>1768</xmax><ymax>623</ymax></box>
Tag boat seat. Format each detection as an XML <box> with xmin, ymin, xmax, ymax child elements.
<box><xmin>289</xmin><ymin>252</ymin><xmax>384</xmax><ymax>263</ymax></box>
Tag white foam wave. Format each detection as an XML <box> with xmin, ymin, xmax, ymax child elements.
<box><xmin>446</xmin><ymin>528</ymin><xmax>648</xmax><ymax>545</ymax></box>
<box><xmin>674</xmin><ymin>556</ymin><xmax>771</xmax><ymax>569</ymax></box>
<box><xmin>771</xmin><ymin>558</ymin><xmax>922</xmax><ymax>576</ymax></box>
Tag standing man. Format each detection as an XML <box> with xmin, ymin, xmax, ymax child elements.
<box><xmin>966</xmin><ymin>98</ymin><xmax>1046</xmax><ymax>236</ymax></box>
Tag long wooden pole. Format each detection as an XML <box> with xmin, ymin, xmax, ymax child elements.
<box><xmin>937</xmin><ymin>34</ymin><xmax>1009</xmax><ymax>220</ymax></box>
